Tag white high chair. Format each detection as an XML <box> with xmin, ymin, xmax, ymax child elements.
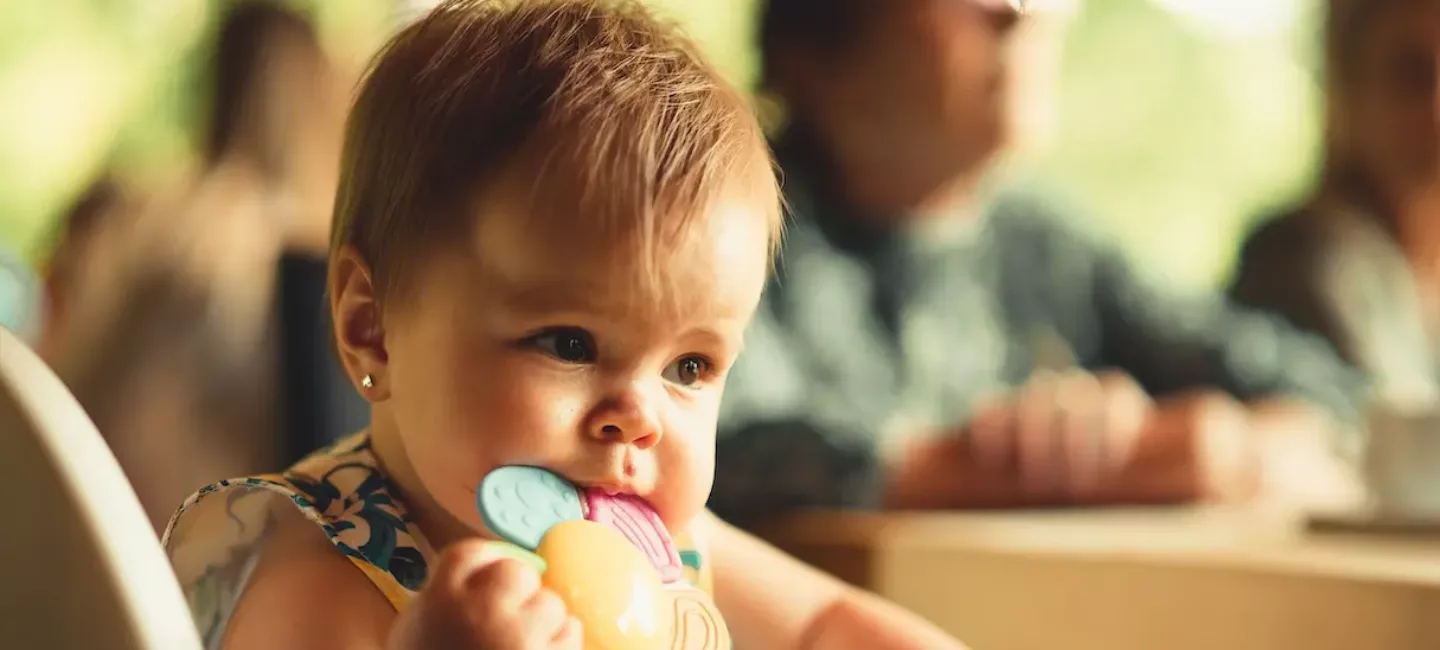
<box><xmin>0</xmin><ymin>327</ymin><xmax>202</xmax><ymax>649</ymax></box>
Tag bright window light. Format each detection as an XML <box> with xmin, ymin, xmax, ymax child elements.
<box><xmin>1149</xmin><ymin>0</ymin><xmax>1303</xmax><ymax>39</ymax></box>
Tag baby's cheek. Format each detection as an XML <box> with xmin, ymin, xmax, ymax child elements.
<box><xmin>654</xmin><ymin>428</ymin><xmax>716</xmax><ymax>531</ymax></box>
<box><xmin>475</xmin><ymin>389</ymin><xmax>582</xmax><ymax>455</ymax></box>
<box><xmin>406</xmin><ymin>421</ymin><xmax>490</xmax><ymax>490</ymax></box>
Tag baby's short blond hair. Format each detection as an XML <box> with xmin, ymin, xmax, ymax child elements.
<box><xmin>330</xmin><ymin>0</ymin><xmax>782</xmax><ymax>303</ymax></box>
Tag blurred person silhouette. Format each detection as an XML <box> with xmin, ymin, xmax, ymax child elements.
<box><xmin>710</xmin><ymin>0</ymin><xmax>1367</xmax><ymax>520</ymax></box>
<box><xmin>1231</xmin><ymin>0</ymin><xmax>1440</xmax><ymax>411</ymax></box>
<box><xmin>37</xmin><ymin>174</ymin><xmax>148</xmax><ymax>364</ymax></box>
<box><xmin>39</xmin><ymin>0</ymin><xmax>348</xmax><ymax>530</ymax></box>
<box><xmin>37</xmin><ymin>176</ymin><xmax>118</xmax><ymax>360</ymax></box>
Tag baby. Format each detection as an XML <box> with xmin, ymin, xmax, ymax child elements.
<box><xmin>163</xmin><ymin>1</ymin><xmax>967</xmax><ymax>648</ymax></box>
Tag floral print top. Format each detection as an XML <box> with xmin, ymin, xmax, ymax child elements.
<box><xmin>162</xmin><ymin>433</ymin><xmax>715</xmax><ymax>649</ymax></box>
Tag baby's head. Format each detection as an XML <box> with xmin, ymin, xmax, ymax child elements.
<box><xmin>328</xmin><ymin>0</ymin><xmax>780</xmax><ymax>538</ymax></box>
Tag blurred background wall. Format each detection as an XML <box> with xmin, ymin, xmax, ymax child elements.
<box><xmin>0</xmin><ymin>0</ymin><xmax>1320</xmax><ymax>288</ymax></box>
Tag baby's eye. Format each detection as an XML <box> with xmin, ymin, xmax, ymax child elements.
<box><xmin>663</xmin><ymin>355</ymin><xmax>712</xmax><ymax>387</ymax></box>
<box><xmin>526</xmin><ymin>327</ymin><xmax>597</xmax><ymax>364</ymax></box>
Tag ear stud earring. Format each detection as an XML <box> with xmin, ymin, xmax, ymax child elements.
<box><xmin>361</xmin><ymin>374</ymin><xmax>375</xmax><ymax>390</ymax></box>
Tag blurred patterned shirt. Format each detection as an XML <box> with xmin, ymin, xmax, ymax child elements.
<box><xmin>708</xmin><ymin>136</ymin><xmax>1365</xmax><ymax>522</ymax></box>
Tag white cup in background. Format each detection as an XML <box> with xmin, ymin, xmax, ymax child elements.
<box><xmin>1364</xmin><ymin>403</ymin><xmax>1440</xmax><ymax>520</ymax></box>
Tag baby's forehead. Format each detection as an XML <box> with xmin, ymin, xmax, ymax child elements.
<box><xmin>473</xmin><ymin>180</ymin><xmax>758</xmax><ymax>270</ymax></box>
<box><xmin>463</xmin><ymin>194</ymin><xmax>768</xmax><ymax>319</ymax></box>
<box><xmin>472</xmin><ymin>201</ymin><xmax>668</xmax><ymax>277</ymax></box>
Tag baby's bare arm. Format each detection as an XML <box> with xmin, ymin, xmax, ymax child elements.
<box><xmin>705</xmin><ymin>512</ymin><xmax>967</xmax><ymax>650</ymax></box>
<box><xmin>222</xmin><ymin>515</ymin><xmax>395</xmax><ymax>650</ymax></box>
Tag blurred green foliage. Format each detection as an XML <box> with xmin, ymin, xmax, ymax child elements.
<box><xmin>0</xmin><ymin>0</ymin><xmax>1319</xmax><ymax>288</ymax></box>
<box><xmin>1032</xmin><ymin>0</ymin><xmax>1323</xmax><ymax>287</ymax></box>
<box><xmin>0</xmin><ymin>0</ymin><xmax>391</xmax><ymax>262</ymax></box>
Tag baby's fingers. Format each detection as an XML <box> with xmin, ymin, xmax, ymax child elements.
<box><xmin>466</xmin><ymin>556</ymin><xmax>542</xmax><ymax>608</ymax></box>
<box><xmin>519</xmin><ymin>588</ymin><xmax>572</xmax><ymax>642</ymax></box>
<box><xmin>551</xmin><ymin>616</ymin><xmax>584</xmax><ymax>649</ymax></box>
<box><xmin>431</xmin><ymin>539</ymin><xmax>507</xmax><ymax>595</ymax></box>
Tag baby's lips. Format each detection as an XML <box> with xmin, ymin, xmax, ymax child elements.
<box><xmin>583</xmin><ymin>488</ymin><xmax>684</xmax><ymax>584</ymax></box>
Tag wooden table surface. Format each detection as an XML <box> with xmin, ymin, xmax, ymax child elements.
<box><xmin>753</xmin><ymin>507</ymin><xmax>1440</xmax><ymax>650</ymax></box>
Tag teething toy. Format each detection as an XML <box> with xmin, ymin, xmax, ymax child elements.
<box><xmin>478</xmin><ymin>466</ymin><xmax>585</xmax><ymax>550</ymax></box>
<box><xmin>475</xmin><ymin>465</ymin><xmax>731</xmax><ymax>650</ymax></box>
<box><xmin>479</xmin><ymin>540</ymin><xmax>547</xmax><ymax>573</ymax></box>
<box><xmin>538</xmin><ymin>520</ymin><xmax>669</xmax><ymax>650</ymax></box>
<box><xmin>670</xmin><ymin>590</ymin><xmax>731</xmax><ymax>650</ymax></box>
<box><xmin>584</xmin><ymin>489</ymin><xmax>684</xmax><ymax>583</ymax></box>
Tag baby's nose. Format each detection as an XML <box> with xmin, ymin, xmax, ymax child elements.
<box><xmin>586</xmin><ymin>386</ymin><xmax>662</xmax><ymax>449</ymax></box>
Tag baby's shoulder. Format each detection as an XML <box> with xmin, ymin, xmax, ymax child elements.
<box><xmin>163</xmin><ymin>435</ymin><xmax>425</xmax><ymax>647</ymax></box>
<box><xmin>222</xmin><ymin>511</ymin><xmax>395</xmax><ymax>650</ymax></box>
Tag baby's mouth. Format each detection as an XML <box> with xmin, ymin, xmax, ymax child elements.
<box><xmin>579</xmin><ymin>480</ymin><xmax>633</xmax><ymax>499</ymax></box>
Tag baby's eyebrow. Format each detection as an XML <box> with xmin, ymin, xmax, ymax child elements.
<box><xmin>673</xmin><ymin>320</ymin><xmax>750</xmax><ymax>351</ymax></box>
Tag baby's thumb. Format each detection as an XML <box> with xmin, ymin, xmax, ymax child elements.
<box><xmin>432</xmin><ymin>539</ymin><xmax>510</xmax><ymax>592</ymax></box>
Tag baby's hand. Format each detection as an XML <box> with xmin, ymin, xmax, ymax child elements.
<box><xmin>388</xmin><ymin>540</ymin><xmax>583</xmax><ymax>650</ymax></box>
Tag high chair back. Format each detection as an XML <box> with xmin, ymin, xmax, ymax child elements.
<box><xmin>0</xmin><ymin>327</ymin><xmax>202</xmax><ymax>649</ymax></box>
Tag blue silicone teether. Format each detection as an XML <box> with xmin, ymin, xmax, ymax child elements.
<box><xmin>476</xmin><ymin>466</ymin><xmax>585</xmax><ymax>550</ymax></box>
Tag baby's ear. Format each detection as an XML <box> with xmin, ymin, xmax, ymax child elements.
<box><xmin>330</xmin><ymin>246</ymin><xmax>390</xmax><ymax>400</ymax></box>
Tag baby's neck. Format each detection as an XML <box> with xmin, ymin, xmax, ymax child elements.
<box><xmin>367</xmin><ymin>419</ymin><xmax>486</xmax><ymax>551</ymax></box>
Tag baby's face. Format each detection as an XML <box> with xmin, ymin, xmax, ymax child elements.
<box><xmin>379</xmin><ymin>180</ymin><xmax>771</xmax><ymax>536</ymax></box>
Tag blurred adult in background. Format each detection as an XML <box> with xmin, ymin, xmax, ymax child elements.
<box><xmin>39</xmin><ymin>0</ymin><xmax>347</xmax><ymax>529</ymax></box>
<box><xmin>36</xmin><ymin>176</ymin><xmax>122</xmax><ymax>361</ymax></box>
<box><xmin>1231</xmin><ymin>0</ymin><xmax>1440</xmax><ymax>411</ymax></box>
<box><xmin>710</xmin><ymin>0</ymin><xmax>1365</xmax><ymax>521</ymax></box>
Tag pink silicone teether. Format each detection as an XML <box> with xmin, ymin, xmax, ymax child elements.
<box><xmin>584</xmin><ymin>490</ymin><xmax>684</xmax><ymax>584</ymax></box>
